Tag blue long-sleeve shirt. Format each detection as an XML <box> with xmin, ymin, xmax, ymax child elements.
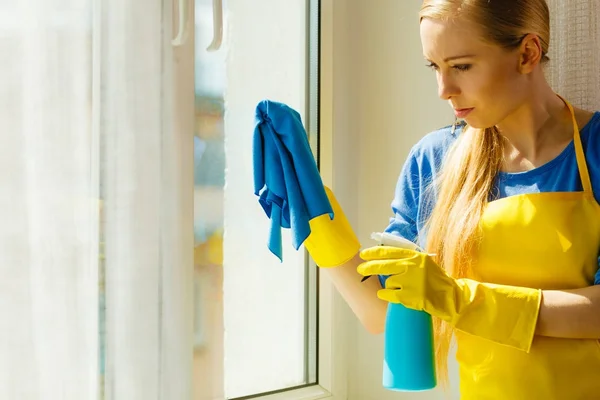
<box><xmin>383</xmin><ymin>111</ymin><xmax>600</xmax><ymax>284</ymax></box>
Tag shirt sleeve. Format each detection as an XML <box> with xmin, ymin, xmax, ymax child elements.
<box><xmin>378</xmin><ymin>147</ymin><xmax>422</xmax><ymax>288</ymax></box>
<box><xmin>384</xmin><ymin>148</ymin><xmax>421</xmax><ymax>243</ymax></box>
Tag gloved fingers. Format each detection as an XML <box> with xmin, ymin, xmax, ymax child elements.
<box><xmin>376</xmin><ymin>288</ymin><xmax>403</xmax><ymax>304</ymax></box>
<box><xmin>377</xmin><ymin>287</ymin><xmax>425</xmax><ymax>312</ymax></box>
<box><xmin>359</xmin><ymin>246</ymin><xmax>421</xmax><ymax>261</ymax></box>
<box><xmin>356</xmin><ymin>259</ymin><xmax>410</xmax><ymax>277</ymax></box>
<box><xmin>383</xmin><ymin>274</ymin><xmax>408</xmax><ymax>290</ymax></box>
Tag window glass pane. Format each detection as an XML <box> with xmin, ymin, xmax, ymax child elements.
<box><xmin>193</xmin><ymin>0</ymin><xmax>318</xmax><ymax>398</ymax></box>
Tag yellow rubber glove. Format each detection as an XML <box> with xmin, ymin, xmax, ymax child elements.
<box><xmin>357</xmin><ymin>246</ymin><xmax>542</xmax><ymax>352</ymax></box>
<box><xmin>303</xmin><ymin>186</ymin><xmax>361</xmax><ymax>268</ymax></box>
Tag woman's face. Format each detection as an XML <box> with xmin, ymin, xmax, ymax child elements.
<box><xmin>420</xmin><ymin>17</ymin><xmax>527</xmax><ymax>129</ymax></box>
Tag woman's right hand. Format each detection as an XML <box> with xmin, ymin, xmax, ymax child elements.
<box><xmin>303</xmin><ymin>186</ymin><xmax>361</xmax><ymax>268</ymax></box>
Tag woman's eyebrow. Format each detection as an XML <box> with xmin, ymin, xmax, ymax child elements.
<box><xmin>424</xmin><ymin>54</ymin><xmax>476</xmax><ymax>62</ymax></box>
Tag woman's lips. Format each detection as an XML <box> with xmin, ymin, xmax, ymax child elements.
<box><xmin>454</xmin><ymin>108</ymin><xmax>474</xmax><ymax>118</ymax></box>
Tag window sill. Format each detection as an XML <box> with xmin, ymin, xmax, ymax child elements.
<box><xmin>252</xmin><ymin>385</ymin><xmax>332</xmax><ymax>400</ymax></box>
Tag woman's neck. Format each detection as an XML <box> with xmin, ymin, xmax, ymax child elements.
<box><xmin>496</xmin><ymin>84</ymin><xmax>578</xmax><ymax>172</ymax></box>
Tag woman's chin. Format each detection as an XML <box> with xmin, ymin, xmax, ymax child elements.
<box><xmin>462</xmin><ymin>117</ymin><xmax>488</xmax><ymax>130</ymax></box>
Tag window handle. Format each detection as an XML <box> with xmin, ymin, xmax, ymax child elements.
<box><xmin>172</xmin><ymin>0</ymin><xmax>189</xmax><ymax>46</ymax></box>
<box><xmin>206</xmin><ymin>0</ymin><xmax>223</xmax><ymax>52</ymax></box>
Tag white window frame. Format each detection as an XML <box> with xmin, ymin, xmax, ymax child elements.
<box><xmin>222</xmin><ymin>0</ymin><xmax>350</xmax><ymax>399</ymax></box>
<box><xmin>249</xmin><ymin>0</ymin><xmax>353</xmax><ymax>399</ymax></box>
<box><xmin>314</xmin><ymin>0</ymin><xmax>354</xmax><ymax>398</ymax></box>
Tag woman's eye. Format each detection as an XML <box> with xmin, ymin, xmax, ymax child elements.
<box><xmin>453</xmin><ymin>64</ymin><xmax>472</xmax><ymax>72</ymax></box>
<box><xmin>426</xmin><ymin>63</ymin><xmax>471</xmax><ymax>72</ymax></box>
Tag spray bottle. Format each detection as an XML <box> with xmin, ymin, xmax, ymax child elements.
<box><xmin>370</xmin><ymin>232</ymin><xmax>436</xmax><ymax>391</ymax></box>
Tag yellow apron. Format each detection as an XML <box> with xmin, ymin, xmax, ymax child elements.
<box><xmin>456</xmin><ymin>99</ymin><xmax>600</xmax><ymax>399</ymax></box>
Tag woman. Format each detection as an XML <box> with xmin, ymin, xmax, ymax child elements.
<box><xmin>303</xmin><ymin>0</ymin><xmax>600</xmax><ymax>398</ymax></box>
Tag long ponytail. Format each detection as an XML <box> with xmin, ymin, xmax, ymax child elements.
<box><xmin>423</xmin><ymin>125</ymin><xmax>503</xmax><ymax>385</ymax></box>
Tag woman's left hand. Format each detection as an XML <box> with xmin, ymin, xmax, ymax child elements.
<box><xmin>357</xmin><ymin>246</ymin><xmax>458</xmax><ymax>321</ymax></box>
<box><xmin>357</xmin><ymin>245</ymin><xmax>543</xmax><ymax>352</ymax></box>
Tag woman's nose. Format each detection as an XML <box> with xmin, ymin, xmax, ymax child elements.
<box><xmin>437</xmin><ymin>73</ymin><xmax>460</xmax><ymax>100</ymax></box>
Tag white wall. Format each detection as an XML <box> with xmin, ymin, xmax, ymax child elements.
<box><xmin>324</xmin><ymin>0</ymin><xmax>458</xmax><ymax>398</ymax></box>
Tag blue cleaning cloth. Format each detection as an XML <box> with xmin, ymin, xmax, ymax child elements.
<box><xmin>253</xmin><ymin>100</ymin><xmax>333</xmax><ymax>261</ymax></box>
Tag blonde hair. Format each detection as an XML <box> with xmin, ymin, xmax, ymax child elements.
<box><xmin>418</xmin><ymin>0</ymin><xmax>550</xmax><ymax>387</ymax></box>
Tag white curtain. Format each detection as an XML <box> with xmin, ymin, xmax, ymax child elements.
<box><xmin>100</xmin><ymin>0</ymin><xmax>194</xmax><ymax>399</ymax></box>
<box><xmin>0</xmin><ymin>0</ymin><xmax>193</xmax><ymax>399</ymax></box>
<box><xmin>0</xmin><ymin>1</ymin><xmax>97</xmax><ymax>398</ymax></box>
<box><xmin>546</xmin><ymin>0</ymin><xmax>600</xmax><ymax>110</ymax></box>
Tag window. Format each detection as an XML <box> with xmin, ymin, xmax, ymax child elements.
<box><xmin>2</xmin><ymin>0</ymin><xmax>339</xmax><ymax>399</ymax></box>
<box><xmin>193</xmin><ymin>0</ymin><xmax>321</xmax><ymax>398</ymax></box>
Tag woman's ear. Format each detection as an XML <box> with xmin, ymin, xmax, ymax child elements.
<box><xmin>518</xmin><ymin>33</ymin><xmax>543</xmax><ymax>74</ymax></box>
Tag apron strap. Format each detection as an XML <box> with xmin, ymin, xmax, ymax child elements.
<box><xmin>560</xmin><ymin>96</ymin><xmax>593</xmax><ymax>194</ymax></box>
